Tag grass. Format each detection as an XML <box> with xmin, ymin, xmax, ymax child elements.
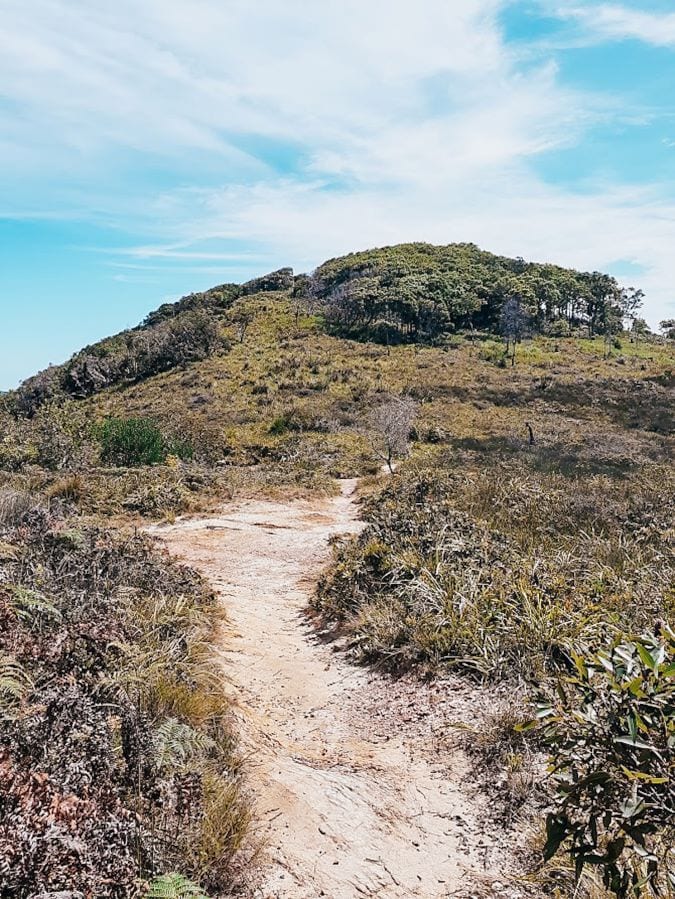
<box><xmin>314</xmin><ymin>461</ymin><xmax>673</xmax><ymax>680</ymax></box>
<box><xmin>3</xmin><ymin>292</ymin><xmax>670</xmax><ymax>523</ymax></box>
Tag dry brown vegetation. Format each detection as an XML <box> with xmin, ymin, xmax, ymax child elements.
<box><xmin>0</xmin><ymin>497</ymin><xmax>251</xmax><ymax>897</ymax></box>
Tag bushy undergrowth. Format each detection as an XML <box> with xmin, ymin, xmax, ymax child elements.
<box><xmin>315</xmin><ymin>466</ymin><xmax>674</xmax><ymax>680</ymax></box>
<box><xmin>539</xmin><ymin>631</ymin><xmax>674</xmax><ymax>897</ymax></box>
<box><xmin>99</xmin><ymin>417</ymin><xmax>193</xmax><ymax>467</ymax></box>
<box><xmin>12</xmin><ymin>309</ymin><xmax>227</xmax><ymax>416</ymax></box>
<box><xmin>0</xmin><ymin>497</ymin><xmax>250</xmax><ymax>896</ymax></box>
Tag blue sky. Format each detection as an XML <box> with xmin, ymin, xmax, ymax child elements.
<box><xmin>2</xmin><ymin>1</ymin><xmax>675</xmax><ymax>389</ymax></box>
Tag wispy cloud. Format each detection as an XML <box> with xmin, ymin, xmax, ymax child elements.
<box><xmin>1</xmin><ymin>0</ymin><xmax>674</xmax><ymax>342</ymax></box>
<box><xmin>554</xmin><ymin>4</ymin><xmax>675</xmax><ymax>46</ymax></box>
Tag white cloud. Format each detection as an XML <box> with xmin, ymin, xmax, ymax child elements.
<box><xmin>1</xmin><ymin>0</ymin><xmax>674</xmax><ymax>329</ymax></box>
<box><xmin>0</xmin><ymin>0</ymin><xmax>509</xmax><ymax>168</ymax></box>
<box><xmin>556</xmin><ymin>4</ymin><xmax>675</xmax><ymax>46</ymax></box>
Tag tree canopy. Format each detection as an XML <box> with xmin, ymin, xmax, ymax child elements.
<box><xmin>305</xmin><ymin>243</ymin><xmax>643</xmax><ymax>343</ymax></box>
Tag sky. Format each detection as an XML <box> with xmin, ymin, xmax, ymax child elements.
<box><xmin>2</xmin><ymin>1</ymin><xmax>675</xmax><ymax>389</ymax></box>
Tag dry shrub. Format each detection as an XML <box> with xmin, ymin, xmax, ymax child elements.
<box><xmin>315</xmin><ymin>467</ymin><xmax>674</xmax><ymax>679</ymax></box>
<box><xmin>0</xmin><ymin>489</ymin><xmax>38</xmax><ymax>528</ymax></box>
<box><xmin>0</xmin><ymin>517</ymin><xmax>251</xmax><ymax>897</ymax></box>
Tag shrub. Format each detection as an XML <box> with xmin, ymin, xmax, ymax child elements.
<box><xmin>99</xmin><ymin>417</ymin><xmax>168</xmax><ymax>466</ymax></box>
<box><xmin>539</xmin><ymin>631</ymin><xmax>675</xmax><ymax>897</ymax></box>
<box><xmin>0</xmin><ymin>488</ymin><xmax>38</xmax><ymax>528</ymax></box>
<box><xmin>12</xmin><ymin>310</ymin><xmax>227</xmax><ymax>415</ymax></box>
<box><xmin>0</xmin><ymin>519</ymin><xmax>250</xmax><ymax>896</ymax></box>
<box><xmin>479</xmin><ymin>340</ymin><xmax>508</xmax><ymax>366</ymax></box>
<box><xmin>269</xmin><ymin>412</ymin><xmax>295</xmax><ymax>435</ymax></box>
<box><xmin>240</xmin><ymin>267</ymin><xmax>294</xmax><ymax>296</ymax></box>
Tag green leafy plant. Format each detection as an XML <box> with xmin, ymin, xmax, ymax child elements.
<box><xmin>145</xmin><ymin>872</ymin><xmax>209</xmax><ymax>899</ymax></box>
<box><xmin>99</xmin><ymin>416</ymin><xmax>166</xmax><ymax>466</ymax></box>
<box><xmin>539</xmin><ymin>630</ymin><xmax>675</xmax><ymax>898</ymax></box>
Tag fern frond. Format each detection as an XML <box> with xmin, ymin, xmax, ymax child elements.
<box><xmin>10</xmin><ymin>585</ymin><xmax>62</xmax><ymax>622</ymax></box>
<box><xmin>145</xmin><ymin>872</ymin><xmax>209</xmax><ymax>899</ymax></box>
<box><xmin>152</xmin><ymin>717</ymin><xmax>217</xmax><ymax>769</ymax></box>
<box><xmin>0</xmin><ymin>651</ymin><xmax>32</xmax><ymax>714</ymax></box>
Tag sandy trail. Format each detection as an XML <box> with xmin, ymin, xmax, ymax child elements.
<box><xmin>153</xmin><ymin>480</ymin><xmax>508</xmax><ymax>899</ymax></box>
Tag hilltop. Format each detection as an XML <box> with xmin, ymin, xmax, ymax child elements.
<box><xmin>8</xmin><ymin>242</ymin><xmax>647</xmax><ymax>415</ymax></box>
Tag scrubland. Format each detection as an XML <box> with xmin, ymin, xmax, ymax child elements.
<box><xmin>1</xmin><ymin>245</ymin><xmax>673</xmax><ymax>897</ymax></box>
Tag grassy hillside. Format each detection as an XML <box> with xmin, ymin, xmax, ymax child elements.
<box><xmin>1</xmin><ymin>243</ymin><xmax>673</xmax><ymax>897</ymax></box>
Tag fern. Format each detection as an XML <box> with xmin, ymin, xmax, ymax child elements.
<box><xmin>10</xmin><ymin>585</ymin><xmax>61</xmax><ymax>622</ymax></box>
<box><xmin>145</xmin><ymin>872</ymin><xmax>209</xmax><ymax>899</ymax></box>
<box><xmin>0</xmin><ymin>651</ymin><xmax>32</xmax><ymax>715</ymax></box>
<box><xmin>152</xmin><ymin>717</ymin><xmax>217</xmax><ymax>769</ymax></box>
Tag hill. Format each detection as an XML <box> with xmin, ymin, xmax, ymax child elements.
<box><xmin>8</xmin><ymin>242</ymin><xmax>644</xmax><ymax>416</ymax></box>
<box><xmin>0</xmin><ymin>243</ymin><xmax>674</xmax><ymax>897</ymax></box>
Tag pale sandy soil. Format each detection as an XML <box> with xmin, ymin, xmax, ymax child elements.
<box><xmin>152</xmin><ymin>480</ymin><xmax>525</xmax><ymax>899</ymax></box>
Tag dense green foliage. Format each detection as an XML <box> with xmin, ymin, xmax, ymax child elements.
<box><xmin>307</xmin><ymin>243</ymin><xmax>643</xmax><ymax>343</ymax></box>
<box><xmin>100</xmin><ymin>416</ymin><xmax>167</xmax><ymax>466</ymax></box>
<box><xmin>143</xmin><ymin>283</ymin><xmax>241</xmax><ymax>327</ymax></box>
<box><xmin>99</xmin><ymin>416</ymin><xmax>192</xmax><ymax>467</ymax></box>
<box><xmin>540</xmin><ymin>632</ymin><xmax>674</xmax><ymax>897</ymax></box>
<box><xmin>240</xmin><ymin>266</ymin><xmax>294</xmax><ymax>297</ymax></box>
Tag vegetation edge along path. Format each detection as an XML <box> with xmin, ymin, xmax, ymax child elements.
<box><xmin>150</xmin><ymin>478</ymin><xmax>523</xmax><ymax>899</ymax></box>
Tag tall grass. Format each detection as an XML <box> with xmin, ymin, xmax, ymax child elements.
<box><xmin>315</xmin><ymin>465</ymin><xmax>674</xmax><ymax>681</ymax></box>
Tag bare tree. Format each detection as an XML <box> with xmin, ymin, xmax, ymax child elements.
<box><xmin>364</xmin><ymin>396</ymin><xmax>418</xmax><ymax>473</ymax></box>
<box><xmin>231</xmin><ymin>309</ymin><xmax>254</xmax><ymax>343</ymax></box>
<box><xmin>500</xmin><ymin>294</ymin><xmax>531</xmax><ymax>366</ymax></box>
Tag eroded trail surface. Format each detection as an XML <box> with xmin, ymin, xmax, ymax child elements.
<box><xmin>154</xmin><ymin>481</ymin><xmax>511</xmax><ymax>898</ymax></box>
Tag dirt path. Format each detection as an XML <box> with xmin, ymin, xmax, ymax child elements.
<box><xmin>152</xmin><ymin>481</ymin><xmax>514</xmax><ymax>899</ymax></box>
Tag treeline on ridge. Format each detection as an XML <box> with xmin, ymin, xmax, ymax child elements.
<box><xmin>303</xmin><ymin>242</ymin><xmax>644</xmax><ymax>344</ymax></box>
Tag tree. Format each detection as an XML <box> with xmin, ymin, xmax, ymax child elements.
<box><xmin>500</xmin><ymin>294</ymin><xmax>531</xmax><ymax>366</ymax></box>
<box><xmin>602</xmin><ymin>307</ymin><xmax>623</xmax><ymax>359</ymax></box>
<box><xmin>363</xmin><ymin>397</ymin><xmax>417</xmax><ymax>473</ymax></box>
<box><xmin>659</xmin><ymin>319</ymin><xmax>675</xmax><ymax>340</ymax></box>
<box><xmin>618</xmin><ymin>288</ymin><xmax>644</xmax><ymax>329</ymax></box>
<box><xmin>580</xmin><ymin>272</ymin><xmax>621</xmax><ymax>336</ymax></box>
<box><xmin>631</xmin><ymin>317</ymin><xmax>651</xmax><ymax>346</ymax></box>
<box><xmin>231</xmin><ymin>308</ymin><xmax>254</xmax><ymax>343</ymax></box>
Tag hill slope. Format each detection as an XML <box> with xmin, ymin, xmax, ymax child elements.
<box><xmin>9</xmin><ymin>242</ymin><xmax>643</xmax><ymax>416</ymax></box>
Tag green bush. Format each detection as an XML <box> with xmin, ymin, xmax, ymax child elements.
<box><xmin>538</xmin><ymin>630</ymin><xmax>675</xmax><ymax>897</ymax></box>
<box><xmin>98</xmin><ymin>417</ymin><xmax>186</xmax><ymax>467</ymax></box>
